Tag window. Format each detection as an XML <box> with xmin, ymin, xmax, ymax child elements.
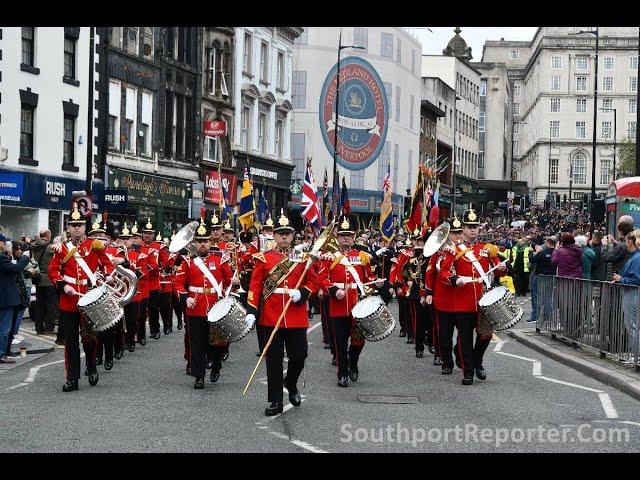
<box><xmin>480</xmin><ymin>79</ymin><xmax>487</xmax><ymax>96</ymax></box>
<box><xmin>22</xmin><ymin>27</ymin><xmax>34</xmax><ymax>66</ymax></box>
<box><xmin>291</xmin><ymin>133</ymin><xmax>305</xmax><ymax>180</ymax></box>
<box><xmin>628</xmin><ymin>121</ymin><xmax>637</xmax><ymax>139</ymax></box>
<box><xmin>354</xmin><ymin>27</ymin><xmax>368</xmax><ymax>51</ymax></box>
<box><xmin>411</xmin><ymin>50</ymin><xmax>415</xmax><ymax>74</ymax></box>
<box><xmin>125</xmin><ymin>87</ymin><xmax>137</xmax><ymax>154</ymax></box>
<box><xmin>124</xmin><ymin>27</ymin><xmax>139</xmax><ymax>55</ymax></box>
<box><xmin>377</xmin><ymin>142</ymin><xmax>390</xmax><ymax>187</ymax></box>
<box><xmin>240</xmin><ymin>106</ymin><xmax>250</xmax><ymax>149</ymax></box>
<box><xmin>393</xmin><ymin>144</ymin><xmax>399</xmax><ymax>192</ymax></box>
<box><xmin>351</xmin><ymin>168</ymin><xmax>365</xmax><ymax>189</ymax></box>
<box><xmin>139</xmin><ymin>124</ymin><xmax>149</xmax><ymax>156</ymax></box>
<box><xmin>292</xmin><ymin>71</ymin><xmax>306</xmax><ymax>109</ymax></box>
<box><xmin>630</xmin><ymin>99</ymin><xmax>637</xmax><ymax>114</ymax></box>
<box><xmin>509</xmin><ymin>50</ymin><xmax>519</xmax><ymax>60</ymax></box>
<box><xmin>206</xmin><ymin>48</ymin><xmax>215</xmax><ymax>94</ymax></box>
<box><xmin>513</xmin><ymin>103</ymin><xmax>520</xmax><ymax>115</ymax></box>
<box><xmin>109</xmin><ymin>27</ymin><xmax>123</xmax><ymax>48</ymax></box>
<box><xmin>551</xmin><ymin>97</ymin><xmax>560</xmax><ymax>112</ymax></box>
<box><xmin>550</xmin><ymin>158</ymin><xmax>559</xmax><ymax>184</ymax></box>
<box><xmin>576</xmin><ymin>76</ymin><xmax>587</xmax><ymax>92</ymax></box>
<box><xmin>603</xmin><ymin>77</ymin><xmax>613</xmax><ymax>91</ymax></box>
<box><xmin>258</xmin><ymin>113</ymin><xmax>267</xmax><ymax>154</ymax></box>
<box><xmin>243</xmin><ymin>33</ymin><xmax>252</xmax><ymax>73</ymax></box>
<box><xmin>602</xmin><ymin>121</ymin><xmax>612</xmax><ymax>139</ymax></box>
<box><xmin>409</xmin><ymin>95</ymin><xmax>414</xmax><ymax>130</ymax></box>
<box><xmin>123</xmin><ymin>119</ymin><xmax>133</xmax><ymax>152</ymax></box>
<box><xmin>395</xmin><ymin>86</ymin><xmax>401</xmax><ymax>122</ymax></box>
<box><xmin>513</xmin><ymin>85</ymin><xmax>521</xmax><ymax>97</ymax></box>
<box><xmin>406</xmin><ymin>150</ymin><xmax>413</xmax><ymax>190</ymax></box>
<box><xmin>64</xmin><ymin>36</ymin><xmax>76</xmax><ymax>79</ymax></box>
<box><xmin>142</xmin><ymin>27</ymin><xmax>153</xmax><ymax>60</ymax></box>
<box><xmin>576</xmin><ymin>98</ymin><xmax>587</xmax><ymax>112</ymax></box>
<box><xmin>277</xmin><ymin>51</ymin><xmax>285</xmax><ymax>90</ymax></box>
<box><xmin>576</xmin><ymin>121</ymin><xmax>586</xmax><ymax>139</ymax></box>
<box><xmin>603</xmin><ymin>57</ymin><xmax>614</xmax><ymax>70</ymax></box>
<box><xmin>602</xmin><ymin>98</ymin><xmax>613</xmax><ymax>111</ymax></box>
<box><xmin>294</xmin><ymin>28</ymin><xmax>308</xmax><ymax>45</ymax></box>
<box><xmin>381</xmin><ymin>33</ymin><xmax>393</xmax><ymax>58</ymax></box>
<box><xmin>572</xmin><ymin>154</ymin><xmax>587</xmax><ymax>185</ymax></box>
<box><xmin>514</xmin><ymin>141</ymin><xmax>519</xmax><ymax>156</ymax></box>
<box><xmin>551</xmin><ymin>56</ymin><xmax>562</xmax><ymax>69</ymax></box>
<box><xmin>203</xmin><ymin>136</ymin><xmax>219</xmax><ymax>162</ymax></box>
<box><xmin>600</xmin><ymin>159</ymin><xmax>612</xmax><ymax>185</ymax></box>
<box><xmin>260</xmin><ymin>41</ymin><xmax>269</xmax><ymax>83</ymax></box>
<box><xmin>631</xmin><ymin>56</ymin><xmax>638</xmax><ymax>70</ymax></box>
<box><xmin>63</xmin><ymin>116</ymin><xmax>74</xmax><ymax>165</ymax></box>
<box><xmin>20</xmin><ymin>106</ymin><xmax>34</xmax><ymax>158</ymax></box>
<box><xmin>551</xmin><ymin>76</ymin><xmax>561</xmax><ymax>91</ymax></box>
<box><xmin>396</xmin><ymin>38</ymin><xmax>401</xmax><ymax>63</ymax></box>
<box><xmin>383</xmin><ymin>82</ymin><xmax>392</xmax><ymax>111</ymax></box>
<box><xmin>630</xmin><ymin>77</ymin><xmax>638</xmax><ymax>92</ymax></box>
<box><xmin>513</xmin><ymin>122</ymin><xmax>520</xmax><ymax>134</ymax></box>
<box><xmin>275</xmin><ymin>119</ymin><xmax>284</xmax><ymax>158</ymax></box>
<box><xmin>108</xmin><ymin>115</ymin><xmax>117</xmax><ymax>149</ymax></box>
<box><xmin>576</xmin><ymin>56</ymin><xmax>588</xmax><ymax>70</ymax></box>
<box><xmin>140</xmin><ymin>90</ymin><xmax>152</xmax><ymax>156</ymax></box>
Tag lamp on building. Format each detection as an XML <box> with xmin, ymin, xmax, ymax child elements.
<box><xmin>78</xmin><ymin>135</ymin><xmax>84</xmax><ymax>145</ymax></box>
<box><xmin>569</xmin><ymin>27</ymin><xmax>599</xmax><ymax>233</ymax></box>
<box><xmin>331</xmin><ymin>29</ymin><xmax>367</xmax><ymax>198</ymax></box>
<box><xmin>600</xmin><ymin>107</ymin><xmax>617</xmax><ymax>182</ymax></box>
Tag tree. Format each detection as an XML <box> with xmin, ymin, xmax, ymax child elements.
<box><xmin>616</xmin><ymin>138</ymin><xmax>637</xmax><ymax>179</ymax></box>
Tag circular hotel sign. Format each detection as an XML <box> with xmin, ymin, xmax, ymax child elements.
<box><xmin>319</xmin><ymin>56</ymin><xmax>389</xmax><ymax>171</ymax></box>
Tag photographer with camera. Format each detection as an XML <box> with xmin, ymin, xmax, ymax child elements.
<box><xmin>31</xmin><ymin>229</ymin><xmax>62</xmax><ymax>342</ymax></box>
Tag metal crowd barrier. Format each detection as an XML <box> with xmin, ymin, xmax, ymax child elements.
<box><xmin>536</xmin><ymin>275</ymin><xmax>640</xmax><ymax>368</ymax></box>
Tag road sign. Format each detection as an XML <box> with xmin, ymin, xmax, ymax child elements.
<box><xmin>507</xmin><ymin>191</ymin><xmax>515</xmax><ymax>200</ymax></box>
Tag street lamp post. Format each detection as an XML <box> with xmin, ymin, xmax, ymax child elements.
<box><xmin>331</xmin><ymin>29</ymin><xmax>366</xmax><ymax>211</ymax></box>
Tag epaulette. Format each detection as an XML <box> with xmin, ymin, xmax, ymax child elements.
<box><xmin>390</xmin><ymin>258</ymin><xmax>398</xmax><ymax>264</ymax></box>
<box><xmin>221</xmin><ymin>254</ymin><xmax>231</xmax><ymax>264</ymax></box>
<box><xmin>484</xmin><ymin>243</ymin><xmax>499</xmax><ymax>258</ymax></box>
<box><xmin>251</xmin><ymin>252</ymin><xmax>267</xmax><ymax>263</ymax></box>
<box><xmin>91</xmin><ymin>239</ymin><xmax>106</xmax><ymax>252</ymax></box>
<box><xmin>358</xmin><ymin>250</ymin><xmax>371</xmax><ymax>266</ymax></box>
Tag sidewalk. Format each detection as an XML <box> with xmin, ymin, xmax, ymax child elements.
<box><xmin>0</xmin><ymin>320</ymin><xmax>58</xmax><ymax>376</ymax></box>
<box><xmin>505</xmin><ymin>292</ymin><xmax>640</xmax><ymax>402</ymax></box>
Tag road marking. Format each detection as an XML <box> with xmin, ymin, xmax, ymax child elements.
<box><xmin>493</xmin><ymin>340</ymin><xmax>505</xmax><ymax>352</ymax></box>
<box><xmin>492</xmin><ymin>333</ymin><xmax>502</xmax><ymax>343</ymax></box>
<box><xmin>532</xmin><ymin>361</ymin><xmax>542</xmax><ymax>376</ymax></box>
<box><xmin>496</xmin><ymin>351</ymin><xmax>537</xmax><ymax>362</ymax></box>
<box><xmin>290</xmin><ymin>439</ymin><xmax>328</xmax><ymax>453</ymax></box>
<box><xmin>536</xmin><ymin>375</ymin><xmax>603</xmax><ymax>393</ymax></box>
<box><xmin>5</xmin><ymin>354</ymin><xmax>83</xmax><ymax>391</ymax></box>
<box><xmin>598</xmin><ymin>393</ymin><xmax>619</xmax><ymax>419</ymax></box>
<box><xmin>308</xmin><ymin>322</ymin><xmax>323</xmax><ymax>333</ymax></box>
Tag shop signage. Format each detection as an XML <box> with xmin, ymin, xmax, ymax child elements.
<box><xmin>0</xmin><ymin>173</ymin><xmax>24</xmax><ymax>202</ymax></box>
<box><xmin>204</xmin><ymin>170</ymin><xmax>238</xmax><ymax>205</ymax></box>
<box><xmin>0</xmin><ymin>170</ymin><xmax>87</xmax><ymax>210</ymax></box>
<box><xmin>108</xmin><ymin>53</ymin><xmax>159</xmax><ymax>90</ymax></box>
<box><xmin>203</xmin><ymin>120</ymin><xmax>227</xmax><ymax>137</ymax></box>
<box><xmin>250</xmin><ymin>167</ymin><xmax>278</xmax><ymax>180</ymax></box>
<box><xmin>102</xmin><ymin>189</ymin><xmax>128</xmax><ymax>212</ymax></box>
<box><xmin>108</xmin><ymin>168</ymin><xmax>190</xmax><ymax>209</ymax></box>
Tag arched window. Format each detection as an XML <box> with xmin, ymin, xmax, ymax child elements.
<box><xmin>572</xmin><ymin>153</ymin><xmax>587</xmax><ymax>185</ymax></box>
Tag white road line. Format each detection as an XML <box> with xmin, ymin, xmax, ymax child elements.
<box><xmin>598</xmin><ymin>393</ymin><xmax>619</xmax><ymax>419</ymax></box>
<box><xmin>493</xmin><ymin>341</ymin><xmax>505</xmax><ymax>352</ymax></box>
<box><xmin>290</xmin><ymin>439</ymin><xmax>328</xmax><ymax>453</ymax></box>
<box><xmin>496</xmin><ymin>351</ymin><xmax>538</xmax><ymax>362</ymax></box>
<box><xmin>536</xmin><ymin>375</ymin><xmax>604</xmax><ymax>393</ymax></box>
<box><xmin>308</xmin><ymin>322</ymin><xmax>323</xmax><ymax>333</ymax></box>
<box><xmin>532</xmin><ymin>361</ymin><xmax>542</xmax><ymax>376</ymax></box>
<box><xmin>5</xmin><ymin>354</ymin><xmax>82</xmax><ymax>391</ymax></box>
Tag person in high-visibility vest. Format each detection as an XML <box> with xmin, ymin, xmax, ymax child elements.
<box><xmin>510</xmin><ymin>238</ymin><xmax>532</xmax><ymax>296</ymax></box>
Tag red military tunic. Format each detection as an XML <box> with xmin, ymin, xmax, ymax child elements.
<box><xmin>174</xmin><ymin>253</ymin><xmax>233</xmax><ymax>318</ymax></box>
<box><xmin>247</xmin><ymin>249</ymin><xmax>318</xmax><ymax>328</ymax></box>
<box><xmin>140</xmin><ymin>240</ymin><xmax>161</xmax><ymax>292</ymax></box>
<box><xmin>48</xmin><ymin>238</ymin><xmax>115</xmax><ymax>312</ymax></box>
<box><xmin>437</xmin><ymin>241</ymin><xmax>501</xmax><ymax>313</ymax></box>
<box><xmin>393</xmin><ymin>248</ymin><xmax>413</xmax><ymax>297</ymax></box>
<box><xmin>319</xmin><ymin>249</ymin><xmax>377</xmax><ymax>318</ymax></box>
<box><xmin>122</xmin><ymin>248</ymin><xmax>147</xmax><ymax>303</ymax></box>
<box><xmin>159</xmin><ymin>245</ymin><xmax>174</xmax><ymax>294</ymax></box>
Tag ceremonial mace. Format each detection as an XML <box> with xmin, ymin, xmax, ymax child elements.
<box><xmin>242</xmin><ymin>221</ymin><xmax>336</xmax><ymax>395</ymax></box>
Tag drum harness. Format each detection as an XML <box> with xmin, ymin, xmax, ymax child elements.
<box><xmin>330</xmin><ymin>253</ymin><xmax>366</xmax><ymax>297</ymax></box>
<box><xmin>64</xmin><ymin>241</ymin><xmax>98</xmax><ymax>287</ymax></box>
<box><xmin>192</xmin><ymin>256</ymin><xmax>223</xmax><ymax>312</ymax></box>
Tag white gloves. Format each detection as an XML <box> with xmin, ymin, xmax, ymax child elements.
<box><xmin>288</xmin><ymin>289</ymin><xmax>302</xmax><ymax>302</ymax></box>
<box><xmin>245</xmin><ymin>314</ymin><xmax>256</xmax><ymax>328</ymax></box>
<box><xmin>375</xmin><ymin>247</ymin><xmax>388</xmax><ymax>256</ymax></box>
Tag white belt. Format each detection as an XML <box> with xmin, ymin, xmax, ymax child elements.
<box><xmin>332</xmin><ymin>283</ymin><xmax>358</xmax><ymax>289</ymax></box>
<box><xmin>273</xmin><ymin>288</ymin><xmax>292</xmax><ymax>295</ymax></box>
<box><xmin>63</xmin><ymin>275</ymin><xmax>88</xmax><ymax>286</ymax></box>
<box><xmin>188</xmin><ymin>286</ymin><xmax>218</xmax><ymax>294</ymax></box>
<box><xmin>160</xmin><ymin>281</ymin><xmax>172</xmax><ymax>284</ymax></box>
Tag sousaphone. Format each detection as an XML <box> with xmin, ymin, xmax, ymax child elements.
<box><xmin>169</xmin><ymin>221</ymin><xmax>199</xmax><ymax>254</ymax></box>
<box><xmin>423</xmin><ymin>221</ymin><xmax>452</xmax><ymax>257</ymax></box>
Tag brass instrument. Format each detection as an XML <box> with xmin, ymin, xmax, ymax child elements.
<box><xmin>169</xmin><ymin>221</ymin><xmax>199</xmax><ymax>254</ymax></box>
<box><xmin>422</xmin><ymin>221</ymin><xmax>453</xmax><ymax>257</ymax></box>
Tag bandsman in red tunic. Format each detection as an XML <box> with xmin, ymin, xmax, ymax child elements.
<box><xmin>174</xmin><ymin>219</ymin><xmax>235</xmax><ymax>389</ymax></box>
<box><xmin>140</xmin><ymin>219</ymin><xmax>163</xmax><ymax>340</ymax></box>
<box><xmin>245</xmin><ymin>213</ymin><xmax>318</xmax><ymax>416</ymax></box>
<box><xmin>436</xmin><ymin>209</ymin><xmax>506</xmax><ymax>385</ymax></box>
<box><xmin>48</xmin><ymin>205</ymin><xmax>115</xmax><ymax>392</ymax></box>
<box><xmin>131</xmin><ymin>223</ymin><xmax>152</xmax><ymax>346</ymax></box>
<box><xmin>393</xmin><ymin>234</ymin><xmax>414</xmax><ymax>340</ymax></box>
<box><xmin>156</xmin><ymin>232</ymin><xmax>176</xmax><ymax>336</ymax></box>
<box><xmin>318</xmin><ymin>216</ymin><xmax>384</xmax><ymax>388</ymax></box>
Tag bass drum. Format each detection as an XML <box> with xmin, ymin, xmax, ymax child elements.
<box><xmin>77</xmin><ymin>285</ymin><xmax>123</xmax><ymax>332</ymax></box>
<box><xmin>207</xmin><ymin>296</ymin><xmax>251</xmax><ymax>342</ymax></box>
<box><xmin>352</xmin><ymin>296</ymin><xmax>396</xmax><ymax>342</ymax></box>
<box><xmin>478</xmin><ymin>286</ymin><xmax>523</xmax><ymax>332</ymax></box>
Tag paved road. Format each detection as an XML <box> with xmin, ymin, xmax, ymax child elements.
<box><xmin>2</xmin><ymin>298</ymin><xmax>640</xmax><ymax>453</ymax></box>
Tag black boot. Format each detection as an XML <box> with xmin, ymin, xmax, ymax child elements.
<box><xmin>62</xmin><ymin>380</ymin><xmax>78</xmax><ymax>392</ymax></box>
<box><xmin>88</xmin><ymin>370</ymin><xmax>99</xmax><ymax>386</ymax></box>
<box><xmin>114</xmin><ymin>349</ymin><xmax>123</xmax><ymax>360</ymax></box>
<box><xmin>441</xmin><ymin>366</ymin><xmax>453</xmax><ymax>375</ymax></box>
<box><xmin>337</xmin><ymin>376</ymin><xmax>349</xmax><ymax>387</ymax></box>
<box><xmin>139</xmin><ymin>338</ymin><xmax>146</xmax><ymax>346</ymax></box>
<box><xmin>462</xmin><ymin>374</ymin><xmax>474</xmax><ymax>386</ymax></box>
<box><xmin>128</xmin><ymin>343</ymin><xmax>135</xmax><ymax>353</ymax></box>
<box><xmin>210</xmin><ymin>369</ymin><xmax>220</xmax><ymax>383</ymax></box>
<box><xmin>194</xmin><ymin>377</ymin><xmax>205</xmax><ymax>389</ymax></box>
<box><xmin>433</xmin><ymin>356</ymin><xmax>443</xmax><ymax>366</ymax></box>
<box><xmin>475</xmin><ymin>366</ymin><xmax>487</xmax><ymax>380</ymax></box>
<box><xmin>349</xmin><ymin>366</ymin><xmax>359</xmax><ymax>382</ymax></box>
<box><xmin>221</xmin><ymin>350</ymin><xmax>229</xmax><ymax>362</ymax></box>
<box><xmin>286</xmin><ymin>382</ymin><xmax>301</xmax><ymax>406</ymax></box>
<box><xmin>95</xmin><ymin>357</ymin><xmax>103</xmax><ymax>366</ymax></box>
<box><xmin>331</xmin><ymin>356</ymin><xmax>337</xmax><ymax>366</ymax></box>
<box><xmin>206</xmin><ymin>360</ymin><xmax>213</xmax><ymax>370</ymax></box>
<box><xmin>265</xmin><ymin>402</ymin><xmax>283</xmax><ymax>416</ymax></box>
<box><xmin>416</xmin><ymin>350</ymin><xmax>424</xmax><ymax>358</ymax></box>
<box><xmin>399</xmin><ymin>330</ymin><xmax>406</xmax><ymax>338</ymax></box>
<box><xmin>177</xmin><ymin>321</ymin><xmax>183</xmax><ymax>330</ymax></box>
<box><xmin>104</xmin><ymin>359</ymin><xmax>114</xmax><ymax>371</ymax></box>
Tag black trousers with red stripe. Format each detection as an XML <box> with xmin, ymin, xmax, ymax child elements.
<box><xmin>159</xmin><ymin>292</ymin><xmax>173</xmax><ymax>331</ymax></box>
<box><xmin>437</xmin><ymin>311</ymin><xmax>476</xmax><ymax>376</ymax></box>
<box><xmin>331</xmin><ymin>316</ymin><xmax>364</xmax><ymax>379</ymax></box>
<box><xmin>406</xmin><ymin>299</ymin><xmax>418</xmax><ymax>340</ymax></box>
<box><xmin>415</xmin><ymin>301</ymin><xmax>432</xmax><ymax>352</ymax></box>
<box><xmin>172</xmin><ymin>292</ymin><xmax>183</xmax><ymax>325</ymax></box>
<box><xmin>124</xmin><ymin>301</ymin><xmax>140</xmax><ymax>346</ymax></box>
<box><xmin>187</xmin><ymin>316</ymin><xmax>224</xmax><ymax>378</ymax></box>
<box><xmin>137</xmin><ymin>298</ymin><xmax>149</xmax><ymax>342</ymax></box>
<box><xmin>148</xmin><ymin>289</ymin><xmax>161</xmax><ymax>335</ymax></box>
<box><xmin>61</xmin><ymin>311</ymin><xmax>97</xmax><ymax>381</ymax></box>
<box><xmin>431</xmin><ymin>307</ymin><xmax>441</xmax><ymax>358</ymax></box>
<box><xmin>397</xmin><ymin>297</ymin><xmax>407</xmax><ymax>334</ymax></box>
<box><xmin>258</xmin><ymin>326</ymin><xmax>307</xmax><ymax>403</ymax></box>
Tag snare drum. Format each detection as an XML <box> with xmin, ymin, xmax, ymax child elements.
<box><xmin>77</xmin><ymin>285</ymin><xmax>124</xmax><ymax>332</ymax></box>
<box><xmin>477</xmin><ymin>286</ymin><xmax>523</xmax><ymax>332</ymax></box>
<box><xmin>351</xmin><ymin>296</ymin><xmax>396</xmax><ymax>342</ymax></box>
<box><xmin>207</xmin><ymin>296</ymin><xmax>250</xmax><ymax>343</ymax></box>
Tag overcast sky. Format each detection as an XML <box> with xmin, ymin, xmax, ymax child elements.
<box><xmin>406</xmin><ymin>27</ymin><xmax>539</xmax><ymax>60</ymax></box>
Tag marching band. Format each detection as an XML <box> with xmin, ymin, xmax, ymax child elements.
<box><xmin>49</xmin><ymin>200</ymin><xmax>521</xmax><ymax>416</ymax></box>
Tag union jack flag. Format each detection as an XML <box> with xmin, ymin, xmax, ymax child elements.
<box><xmin>301</xmin><ymin>159</ymin><xmax>321</xmax><ymax>234</ymax></box>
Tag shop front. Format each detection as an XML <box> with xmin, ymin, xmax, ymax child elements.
<box><xmin>234</xmin><ymin>153</ymin><xmax>293</xmax><ymax>218</ymax></box>
<box><xmin>106</xmin><ymin>167</ymin><xmax>192</xmax><ymax>237</ymax></box>
<box><xmin>0</xmin><ymin>169</ymin><xmax>89</xmax><ymax>239</ymax></box>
